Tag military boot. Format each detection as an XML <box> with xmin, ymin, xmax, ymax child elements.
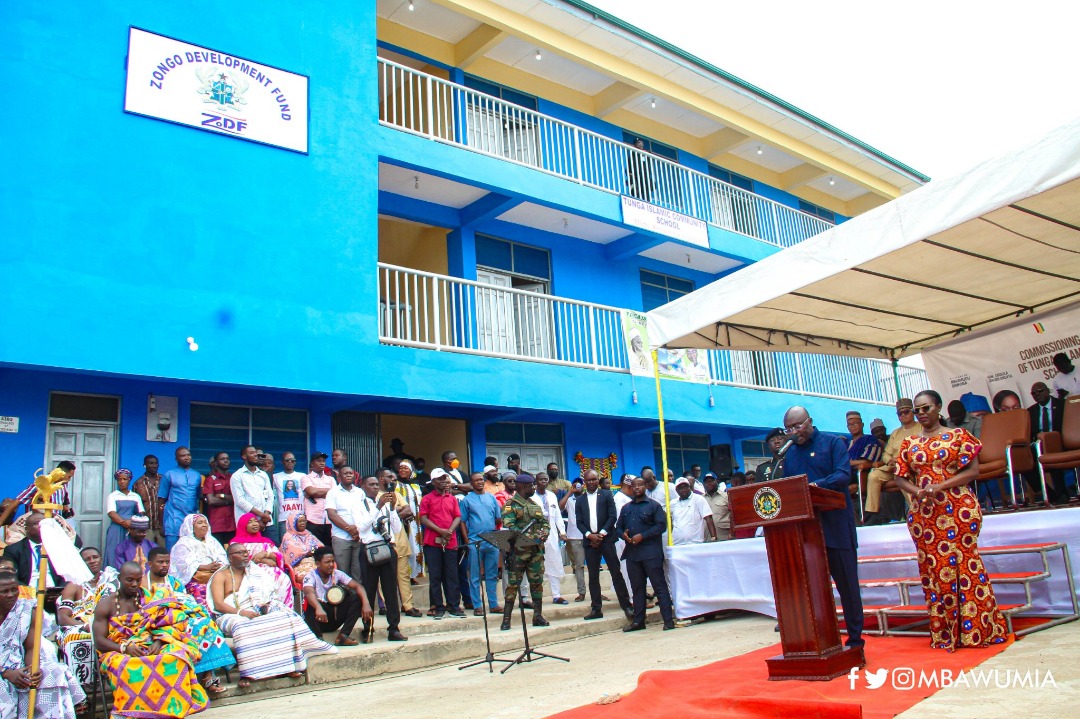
<box><xmin>500</xmin><ymin>598</ymin><xmax>515</xmax><ymax>631</ymax></box>
<box><xmin>532</xmin><ymin>601</ymin><xmax>549</xmax><ymax>627</ymax></box>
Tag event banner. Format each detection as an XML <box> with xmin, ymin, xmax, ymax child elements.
<box><xmin>621</xmin><ymin>311</ymin><xmax>710</xmax><ymax>383</ymax></box>
<box><xmin>922</xmin><ymin>301</ymin><xmax>1080</xmax><ymax>410</ymax></box>
<box><xmin>621</xmin><ymin>196</ymin><xmax>709</xmax><ymax>248</ymax></box>
<box><xmin>124</xmin><ymin>27</ymin><xmax>309</xmax><ymax>153</ymax></box>
<box><xmin>622</xmin><ymin>310</ymin><xmax>655</xmax><ymax>377</ymax></box>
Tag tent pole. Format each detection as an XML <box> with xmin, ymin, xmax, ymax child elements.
<box><xmin>891</xmin><ymin>358</ymin><xmax>902</xmax><ymax>401</ymax></box>
<box><xmin>652</xmin><ymin>349</ymin><xmax>673</xmax><ymax>545</ymax></box>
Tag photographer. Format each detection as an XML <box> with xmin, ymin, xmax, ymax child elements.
<box><xmin>354</xmin><ymin>474</ymin><xmax>407</xmax><ymax>642</ymax></box>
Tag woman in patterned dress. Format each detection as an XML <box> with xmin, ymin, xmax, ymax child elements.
<box><xmin>893</xmin><ymin>389</ymin><xmax>1010</xmax><ymax>650</ymax></box>
<box><xmin>229</xmin><ymin>513</ymin><xmax>294</xmax><ymax>608</ymax></box>
<box><xmin>169</xmin><ymin>514</ymin><xmax>227</xmax><ymax>610</ymax></box>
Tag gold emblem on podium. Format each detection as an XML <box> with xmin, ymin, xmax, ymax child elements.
<box><xmin>752</xmin><ymin>486</ymin><xmax>782</xmax><ymax>520</ymax></box>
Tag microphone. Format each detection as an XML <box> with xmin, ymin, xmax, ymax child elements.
<box><xmin>777</xmin><ymin>438</ymin><xmax>795</xmax><ymax>457</ymax></box>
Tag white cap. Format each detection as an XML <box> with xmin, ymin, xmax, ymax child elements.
<box><xmin>483</xmin><ymin>465</ymin><xmax>497</xmax><ymax>474</ymax></box>
<box><xmin>674</xmin><ymin>477</ymin><xmax>690</xmax><ymax>488</ymax></box>
<box><xmin>429</xmin><ymin>468</ymin><xmax>447</xmax><ymax>480</ymax></box>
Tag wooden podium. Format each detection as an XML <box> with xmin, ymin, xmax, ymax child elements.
<box><xmin>729</xmin><ymin>475</ymin><xmax>865</xmax><ymax>681</ymax></box>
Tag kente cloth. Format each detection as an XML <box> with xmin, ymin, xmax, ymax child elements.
<box><xmin>99</xmin><ymin>596</ymin><xmax>210</xmax><ymax>718</ymax></box>
<box><xmin>57</xmin><ymin>567</ymin><xmax>119</xmax><ymax>685</ymax></box>
<box><xmin>0</xmin><ymin>599</ymin><xmax>86</xmax><ymax>719</ymax></box>
<box><xmin>209</xmin><ymin>566</ymin><xmax>334</xmax><ymax>680</ymax></box>
<box><xmin>895</xmin><ymin>427</ymin><xmax>1010</xmax><ymax>650</ymax></box>
<box><xmin>142</xmin><ymin>576</ymin><xmax>235</xmax><ymax>673</ymax></box>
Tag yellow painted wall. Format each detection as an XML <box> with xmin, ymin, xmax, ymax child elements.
<box><xmin>381</xmin><ymin>414</ymin><xmax>470</xmax><ymax>472</ymax></box>
<box><xmin>378</xmin><ymin>218</ymin><xmax>449</xmax><ymax>273</ymax></box>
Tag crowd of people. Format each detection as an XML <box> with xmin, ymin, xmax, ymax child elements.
<box><xmin>5</xmin><ymin>366</ymin><xmax>1076</xmax><ymax>718</ymax></box>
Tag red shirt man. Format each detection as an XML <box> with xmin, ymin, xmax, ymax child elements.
<box><xmin>201</xmin><ymin>451</ymin><xmax>235</xmax><ymax>540</ymax></box>
<box><xmin>418</xmin><ymin>471</ymin><xmax>460</xmax><ymax>550</ymax></box>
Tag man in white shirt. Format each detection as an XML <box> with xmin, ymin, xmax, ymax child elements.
<box><xmin>670</xmin><ymin>477</ymin><xmax>716</xmax><ymax>545</ymax></box>
<box><xmin>562</xmin><ymin>479</ymin><xmax>587</xmax><ymax>602</ymax></box>
<box><xmin>230</xmin><ymin>445</ymin><xmax>274</xmax><ymax>526</ymax></box>
<box><xmin>324</xmin><ymin>467</ymin><xmax>369</xmax><ymax>584</ymax></box>
<box><xmin>274</xmin><ymin>451</ymin><xmax>307</xmax><ymax>539</ymax></box>
<box><xmin>1052</xmin><ymin>352</ymin><xmax>1080</xmax><ymax>399</ymax></box>
<box><xmin>530</xmin><ymin>473</ymin><xmax>567</xmax><ymax>604</ymax></box>
<box><xmin>354</xmin><ymin>473</ymin><xmax>407</xmax><ymax>642</ymax></box>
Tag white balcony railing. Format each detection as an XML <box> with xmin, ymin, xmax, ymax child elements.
<box><xmin>378</xmin><ymin>264</ymin><xmax>927</xmax><ymax>405</ymax></box>
<box><xmin>378</xmin><ymin>58</ymin><xmax>835</xmax><ymax>249</ymax></box>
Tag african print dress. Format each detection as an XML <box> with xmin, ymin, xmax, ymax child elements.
<box><xmin>142</xmin><ymin>576</ymin><xmax>235</xmax><ymax>674</ymax></box>
<box><xmin>895</xmin><ymin>427</ymin><xmax>1010</xmax><ymax>650</ymax></box>
<box><xmin>57</xmin><ymin>567</ymin><xmax>119</xmax><ymax>684</ymax></box>
<box><xmin>0</xmin><ymin>599</ymin><xmax>86</xmax><ymax>719</ymax></box>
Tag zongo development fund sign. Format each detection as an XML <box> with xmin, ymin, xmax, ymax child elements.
<box><xmin>124</xmin><ymin>28</ymin><xmax>308</xmax><ymax>153</ymax></box>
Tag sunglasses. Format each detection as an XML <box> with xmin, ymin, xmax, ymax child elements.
<box><xmin>896</xmin><ymin>409</ymin><xmax>913</xmax><ymax>416</ymax></box>
<box><xmin>913</xmin><ymin>404</ymin><xmax>935</xmax><ymax>415</ymax></box>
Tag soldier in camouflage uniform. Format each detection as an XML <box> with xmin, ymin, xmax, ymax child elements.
<box><xmin>500</xmin><ymin>473</ymin><xmax>550</xmax><ymax>630</ymax></box>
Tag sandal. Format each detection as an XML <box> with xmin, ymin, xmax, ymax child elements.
<box><xmin>286</xmin><ymin>671</ymin><xmax>304</xmax><ymax>679</ymax></box>
<box><xmin>237</xmin><ymin>678</ymin><xmax>253</xmax><ymax>689</ymax></box>
<box><xmin>201</xmin><ymin>677</ymin><xmax>227</xmax><ymax>697</ymax></box>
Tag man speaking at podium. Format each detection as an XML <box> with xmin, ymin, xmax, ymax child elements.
<box><xmin>777</xmin><ymin>406</ymin><xmax>865</xmax><ymax>649</ymax></box>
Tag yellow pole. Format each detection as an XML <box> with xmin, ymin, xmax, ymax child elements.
<box><xmin>27</xmin><ymin>500</ymin><xmax>60</xmax><ymax>719</ymax></box>
<box><xmin>652</xmin><ymin>349</ymin><xmax>673</xmax><ymax>544</ymax></box>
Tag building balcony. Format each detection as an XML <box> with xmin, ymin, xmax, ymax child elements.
<box><xmin>378</xmin><ymin>58</ymin><xmax>835</xmax><ymax>250</ymax></box>
<box><xmin>378</xmin><ymin>263</ymin><xmax>927</xmax><ymax>406</ymax></box>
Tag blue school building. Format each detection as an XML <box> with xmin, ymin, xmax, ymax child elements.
<box><xmin>1</xmin><ymin>0</ymin><xmax>928</xmax><ymax>550</ymax></box>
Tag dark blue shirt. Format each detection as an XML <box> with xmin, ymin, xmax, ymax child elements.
<box><xmin>615</xmin><ymin>496</ymin><xmax>667</xmax><ymax>561</ymax></box>
<box><xmin>779</xmin><ymin>428</ymin><xmax>857</xmax><ymax>549</ymax></box>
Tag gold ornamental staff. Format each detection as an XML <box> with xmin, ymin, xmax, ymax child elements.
<box><xmin>26</xmin><ymin>467</ymin><xmax>72</xmax><ymax>719</ymax></box>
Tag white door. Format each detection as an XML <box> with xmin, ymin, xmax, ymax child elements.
<box><xmin>514</xmin><ymin>282</ymin><xmax>554</xmax><ymax>360</ymax></box>
<box><xmin>476</xmin><ymin>269</ymin><xmax>516</xmax><ymax>355</ymax></box>
<box><xmin>47</xmin><ymin>423</ymin><xmax>116</xmax><ymax>553</ymax></box>
<box><xmin>486</xmin><ymin>444</ymin><xmax>562</xmax><ymax>476</ymax></box>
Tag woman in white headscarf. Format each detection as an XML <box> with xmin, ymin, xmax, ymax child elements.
<box><xmin>169</xmin><ymin>513</ymin><xmax>227</xmax><ymax>610</ymax></box>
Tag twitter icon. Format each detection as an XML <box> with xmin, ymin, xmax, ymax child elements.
<box><xmin>865</xmin><ymin>668</ymin><xmax>888</xmax><ymax>689</ymax></box>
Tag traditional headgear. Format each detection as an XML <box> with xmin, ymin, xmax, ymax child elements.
<box><xmin>129</xmin><ymin>515</ymin><xmax>150</xmax><ymax>530</ymax></box>
<box><xmin>114</xmin><ymin>468</ymin><xmax>133</xmax><ymax>481</ymax></box>
<box><xmin>869</xmin><ymin>419</ymin><xmax>885</xmax><ymax>431</ymax></box>
<box><xmin>483</xmin><ymin>465</ymin><xmax>497</xmax><ymax>474</ymax></box>
<box><xmin>896</xmin><ymin>398</ymin><xmax>914</xmax><ymax>410</ymax></box>
<box><xmin>960</xmin><ymin>392</ymin><xmax>991</xmax><ymax>414</ymax></box>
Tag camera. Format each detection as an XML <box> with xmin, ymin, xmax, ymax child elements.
<box><xmin>374</xmin><ymin>515</ymin><xmax>394</xmax><ymax>543</ymax></box>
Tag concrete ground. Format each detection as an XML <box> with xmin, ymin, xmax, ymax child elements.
<box><xmin>203</xmin><ymin>614</ymin><xmax>1080</xmax><ymax>719</ymax></box>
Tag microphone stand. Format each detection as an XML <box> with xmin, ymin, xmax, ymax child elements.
<box><xmin>458</xmin><ymin>537</ymin><xmax>513</xmax><ymax>673</ymax></box>
<box><xmin>500</xmin><ymin>531</ymin><xmax>568</xmax><ymax>674</ymax></box>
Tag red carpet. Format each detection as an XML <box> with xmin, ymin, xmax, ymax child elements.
<box><xmin>547</xmin><ymin>632</ymin><xmax>1016</xmax><ymax>719</ymax></box>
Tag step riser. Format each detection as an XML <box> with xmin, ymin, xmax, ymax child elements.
<box><xmin>355</xmin><ymin>600</ymin><xmax>624</xmax><ymax>638</ymax></box>
<box><xmin>214</xmin><ymin>613</ymin><xmax>651</xmax><ymax>702</ymax></box>
<box><xmin>404</xmin><ymin>571</ymin><xmax>592</xmax><ymax>608</ymax></box>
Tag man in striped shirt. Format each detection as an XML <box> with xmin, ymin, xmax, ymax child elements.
<box><xmin>15</xmin><ymin>460</ymin><xmax>75</xmax><ymax>517</ymax></box>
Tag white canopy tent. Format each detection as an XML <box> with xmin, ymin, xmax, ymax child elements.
<box><xmin>647</xmin><ymin>118</ymin><xmax>1080</xmax><ymax>358</ymax></box>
